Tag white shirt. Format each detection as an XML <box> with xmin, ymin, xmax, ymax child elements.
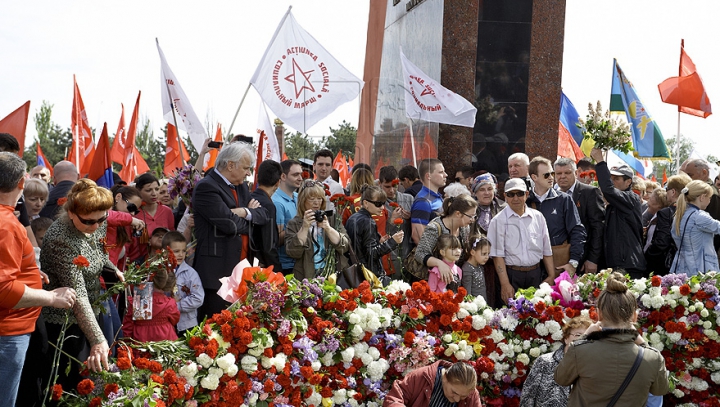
<box><xmin>487</xmin><ymin>205</ymin><xmax>553</xmax><ymax>266</ymax></box>
<box><xmin>533</xmin><ymin>187</ymin><xmax>550</xmax><ymax>203</ymax></box>
<box><xmin>320</xmin><ymin>176</ymin><xmax>344</xmax><ymax>213</ymax></box>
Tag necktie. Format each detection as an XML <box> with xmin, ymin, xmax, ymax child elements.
<box><xmin>231</xmin><ymin>187</ymin><xmax>239</xmax><ymax>207</ymax></box>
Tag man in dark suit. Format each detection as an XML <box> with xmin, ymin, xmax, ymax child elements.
<box><xmin>39</xmin><ymin>161</ymin><xmax>79</xmax><ymax>219</ymax></box>
<box><xmin>554</xmin><ymin>157</ymin><xmax>605</xmax><ymax>274</ymax></box>
<box><xmin>249</xmin><ymin>160</ymin><xmax>282</xmax><ymax>271</ymax></box>
<box><xmin>192</xmin><ymin>142</ymin><xmax>267</xmax><ymax>320</ymax></box>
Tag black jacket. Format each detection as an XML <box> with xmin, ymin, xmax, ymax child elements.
<box><xmin>645</xmin><ymin>205</ymin><xmax>675</xmax><ymax>275</ymax></box>
<box><xmin>249</xmin><ymin>188</ymin><xmax>282</xmax><ymax>271</ymax></box>
<box><xmin>345</xmin><ymin>208</ymin><xmax>397</xmax><ymax>277</ymax></box>
<box><xmin>191</xmin><ymin>171</ymin><xmax>267</xmax><ymax>291</ymax></box>
<box><xmin>571</xmin><ymin>182</ymin><xmax>605</xmax><ymax>265</ymax></box>
<box><xmin>39</xmin><ymin>180</ymin><xmax>75</xmax><ymax>219</ymax></box>
<box><xmin>595</xmin><ymin>162</ymin><xmax>646</xmax><ymax>271</ymax></box>
<box><xmin>527</xmin><ymin>188</ymin><xmax>586</xmax><ymax>263</ymax></box>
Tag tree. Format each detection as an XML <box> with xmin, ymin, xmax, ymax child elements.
<box><xmin>23</xmin><ymin>100</ymin><xmax>73</xmax><ymax>170</ymax></box>
<box><xmin>654</xmin><ymin>135</ymin><xmax>694</xmax><ymax>178</ymax></box>
<box><xmin>321</xmin><ymin>120</ymin><xmax>357</xmax><ymax>159</ymax></box>
<box><xmin>135</xmin><ymin>116</ymin><xmax>165</xmax><ymax>177</ymax></box>
<box><xmin>284</xmin><ymin>131</ymin><xmax>321</xmax><ymax>161</ymax></box>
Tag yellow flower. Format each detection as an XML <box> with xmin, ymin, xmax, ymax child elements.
<box><xmin>322</xmin><ymin>397</ymin><xmax>334</xmax><ymax>407</ymax></box>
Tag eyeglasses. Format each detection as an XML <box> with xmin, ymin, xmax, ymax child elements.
<box><xmin>542</xmin><ymin>171</ymin><xmax>555</xmax><ymax>179</ymax></box>
<box><xmin>461</xmin><ymin>212</ymin><xmax>477</xmax><ymax>220</ymax></box>
<box><xmin>365</xmin><ymin>199</ymin><xmax>386</xmax><ymax>208</ymax></box>
<box><xmin>125</xmin><ymin>199</ymin><xmax>139</xmax><ymax>215</ymax></box>
<box><xmin>76</xmin><ymin>212</ymin><xmax>109</xmax><ymax>225</ymax></box>
<box><xmin>505</xmin><ymin>191</ymin><xmax>526</xmax><ymax>198</ymax></box>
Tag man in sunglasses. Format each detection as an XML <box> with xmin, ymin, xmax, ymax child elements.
<box><xmin>487</xmin><ymin>178</ymin><xmax>554</xmax><ymax>304</ymax></box>
<box><xmin>526</xmin><ymin>157</ymin><xmax>586</xmax><ymax>278</ymax></box>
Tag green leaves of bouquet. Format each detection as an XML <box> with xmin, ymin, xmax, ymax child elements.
<box><xmin>577</xmin><ymin>101</ymin><xmax>634</xmax><ymax>154</ymax></box>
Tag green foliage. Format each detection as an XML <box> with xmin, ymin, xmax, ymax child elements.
<box><xmin>135</xmin><ymin>117</ymin><xmax>165</xmax><ymax>177</ymax></box>
<box><xmin>23</xmin><ymin>101</ymin><xmax>73</xmax><ymax>170</ymax></box>
<box><xmin>320</xmin><ymin>120</ymin><xmax>357</xmax><ymax>159</ymax></box>
<box><xmin>654</xmin><ymin>135</ymin><xmax>695</xmax><ymax>178</ymax></box>
<box><xmin>284</xmin><ymin>131</ymin><xmax>321</xmax><ymax>161</ymax></box>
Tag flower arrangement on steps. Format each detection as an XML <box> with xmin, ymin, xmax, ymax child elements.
<box><xmin>53</xmin><ymin>267</ymin><xmax>720</xmax><ymax>407</ymax></box>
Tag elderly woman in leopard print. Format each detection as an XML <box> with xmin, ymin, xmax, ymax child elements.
<box><xmin>40</xmin><ymin>179</ymin><xmax>123</xmax><ymax>390</ymax></box>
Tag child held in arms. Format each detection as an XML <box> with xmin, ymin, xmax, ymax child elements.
<box><xmin>162</xmin><ymin>231</ymin><xmax>204</xmax><ymax>336</ymax></box>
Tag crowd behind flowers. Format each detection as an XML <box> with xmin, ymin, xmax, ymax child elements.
<box><xmin>53</xmin><ymin>267</ymin><xmax>720</xmax><ymax>407</ymax></box>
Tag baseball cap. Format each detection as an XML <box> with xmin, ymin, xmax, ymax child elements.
<box><xmin>609</xmin><ymin>165</ymin><xmax>633</xmax><ymax>179</ymax></box>
<box><xmin>151</xmin><ymin>227</ymin><xmax>169</xmax><ymax>237</ymax></box>
<box><xmin>471</xmin><ymin>173</ymin><xmax>497</xmax><ymax>192</ymax></box>
<box><xmin>504</xmin><ymin>178</ymin><xmax>528</xmax><ymax>193</ymax></box>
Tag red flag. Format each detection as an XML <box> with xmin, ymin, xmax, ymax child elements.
<box><xmin>253</xmin><ymin>131</ymin><xmax>266</xmax><ymax>188</ymax></box>
<box><xmin>164</xmin><ymin>123</ymin><xmax>191</xmax><ymax>176</ymax></box>
<box><xmin>662</xmin><ymin>168</ymin><xmax>668</xmax><ymax>185</ymax></box>
<box><xmin>0</xmin><ymin>101</ymin><xmax>30</xmax><ymax>155</ymax></box>
<box><xmin>36</xmin><ymin>143</ymin><xmax>53</xmax><ymax>176</ymax></box>
<box><xmin>651</xmin><ymin>174</ymin><xmax>657</xmax><ymax>182</ymax></box>
<box><xmin>282</xmin><ymin>152</ymin><xmax>288</xmax><ymax>161</ymax></box>
<box><xmin>374</xmin><ymin>156</ymin><xmax>385</xmax><ymax>179</ymax></box>
<box><xmin>87</xmin><ymin>123</ymin><xmax>115</xmax><ymax>188</ymax></box>
<box><xmin>204</xmin><ymin>124</ymin><xmax>223</xmax><ymax>171</ymax></box>
<box><xmin>418</xmin><ymin>127</ymin><xmax>438</xmax><ymax>161</ymax></box>
<box><xmin>110</xmin><ymin>104</ymin><xmax>126</xmax><ymax>165</ymax></box>
<box><xmin>119</xmin><ymin>91</ymin><xmax>144</xmax><ymax>183</ymax></box>
<box><xmin>558</xmin><ymin>122</ymin><xmax>585</xmax><ymax>162</ymax></box>
<box><xmin>401</xmin><ymin>127</ymin><xmax>417</xmax><ymax>166</ymax></box>
<box><xmin>348</xmin><ymin>156</ymin><xmax>354</xmax><ymax>169</ymax></box>
<box><xmin>333</xmin><ymin>150</ymin><xmax>349</xmax><ymax>188</ymax></box>
<box><xmin>658</xmin><ymin>40</ymin><xmax>712</xmax><ymax>118</ymax></box>
<box><xmin>68</xmin><ymin>76</ymin><xmax>96</xmax><ymax>174</ymax></box>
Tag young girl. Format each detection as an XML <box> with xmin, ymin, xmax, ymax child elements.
<box><xmin>122</xmin><ymin>266</ymin><xmax>180</xmax><ymax>342</ymax></box>
<box><xmin>428</xmin><ymin>234</ymin><xmax>463</xmax><ymax>293</ymax></box>
<box><xmin>462</xmin><ymin>235</ymin><xmax>491</xmax><ymax>300</ymax></box>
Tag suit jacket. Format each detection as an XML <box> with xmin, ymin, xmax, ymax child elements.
<box><xmin>249</xmin><ymin>188</ymin><xmax>282</xmax><ymax>271</ymax></box>
<box><xmin>571</xmin><ymin>182</ymin><xmax>605</xmax><ymax>265</ymax></box>
<box><xmin>191</xmin><ymin>171</ymin><xmax>267</xmax><ymax>289</ymax></box>
<box><xmin>39</xmin><ymin>180</ymin><xmax>75</xmax><ymax>219</ymax></box>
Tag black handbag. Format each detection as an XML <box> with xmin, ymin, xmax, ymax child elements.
<box><xmin>336</xmin><ymin>244</ymin><xmax>383</xmax><ymax>290</ymax></box>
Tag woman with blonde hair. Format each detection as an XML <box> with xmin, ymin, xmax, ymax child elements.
<box><xmin>555</xmin><ymin>272</ymin><xmax>669</xmax><ymax>406</ymax></box>
<box><xmin>41</xmin><ymin>179</ymin><xmax>123</xmax><ymax>389</ymax></box>
<box><xmin>285</xmin><ymin>180</ymin><xmax>350</xmax><ymax>280</ymax></box>
<box><xmin>670</xmin><ymin>179</ymin><xmax>720</xmax><ymax>276</ymax></box>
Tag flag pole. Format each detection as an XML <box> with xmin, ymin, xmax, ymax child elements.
<box><xmin>164</xmin><ymin>82</ymin><xmax>186</xmax><ymax>166</ymax></box>
<box><xmin>226</xmin><ymin>6</ymin><xmax>293</xmax><ymax>140</ymax></box>
<box><xmin>408</xmin><ymin>120</ymin><xmax>418</xmax><ymax>168</ymax></box>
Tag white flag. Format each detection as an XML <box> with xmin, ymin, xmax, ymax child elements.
<box><xmin>400</xmin><ymin>49</ymin><xmax>477</xmax><ymax>128</ymax></box>
<box><xmin>257</xmin><ymin>102</ymin><xmax>282</xmax><ymax>163</ymax></box>
<box><xmin>250</xmin><ymin>9</ymin><xmax>363</xmax><ymax>132</ymax></box>
<box><xmin>156</xmin><ymin>39</ymin><xmax>206</xmax><ymax>152</ymax></box>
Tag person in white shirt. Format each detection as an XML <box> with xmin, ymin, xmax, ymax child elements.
<box><xmin>487</xmin><ymin>178</ymin><xmax>554</xmax><ymax>304</ymax></box>
<box><xmin>313</xmin><ymin>149</ymin><xmax>344</xmax><ymax>213</ymax></box>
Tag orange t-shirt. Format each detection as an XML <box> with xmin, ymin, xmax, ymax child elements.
<box><xmin>0</xmin><ymin>204</ymin><xmax>42</xmax><ymax>336</ymax></box>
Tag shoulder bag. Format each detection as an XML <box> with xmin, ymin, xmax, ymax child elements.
<box><xmin>403</xmin><ymin>219</ymin><xmax>443</xmax><ymax>281</ymax></box>
<box><xmin>606</xmin><ymin>346</ymin><xmax>644</xmax><ymax>407</ymax></box>
<box><xmin>336</xmin><ymin>244</ymin><xmax>382</xmax><ymax>290</ymax></box>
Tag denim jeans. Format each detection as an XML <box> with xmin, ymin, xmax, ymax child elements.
<box><xmin>0</xmin><ymin>333</ymin><xmax>31</xmax><ymax>406</ymax></box>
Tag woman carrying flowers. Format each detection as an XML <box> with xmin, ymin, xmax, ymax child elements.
<box><xmin>670</xmin><ymin>180</ymin><xmax>720</xmax><ymax>276</ymax></box>
<box><xmin>519</xmin><ymin>315</ymin><xmax>591</xmax><ymax>407</ymax></box>
<box><xmin>384</xmin><ymin>360</ymin><xmax>482</xmax><ymax>407</ymax></box>
<box><xmin>555</xmin><ymin>272</ymin><xmax>669</xmax><ymax>406</ymax></box>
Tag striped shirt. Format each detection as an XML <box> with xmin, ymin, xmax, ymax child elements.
<box><xmin>429</xmin><ymin>365</ymin><xmax>456</xmax><ymax>407</ymax></box>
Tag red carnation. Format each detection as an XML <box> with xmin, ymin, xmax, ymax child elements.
<box><xmin>679</xmin><ymin>284</ymin><xmax>691</xmax><ymax>296</ymax></box>
<box><xmin>651</xmin><ymin>275</ymin><xmax>662</xmax><ymax>287</ymax></box>
<box><xmin>117</xmin><ymin>357</ymin><xmax>132</xmax><ymax>370</ymax></box>
<box><xmin>393</xmin><ymin>218</ymin><xmax>404</xmax><ymax>225</ymax></box>
<box><xmin>89</xmin><ymin>397</ymin><xmax>102</xmax><ymax>407</ymax></box>
<box><xmin>391</xmin><ymin>179</ymin><xmax>400</xmax><ymax>186</ymax></box>
<box><xmin>57</xmin><ymin>197</ymin><xmax>68</xmax><ymax>206</ymax></box>
<box><xmin>104</xmin><ymin>383</ymin><xmax>119</xmax><ymax>397</ymax></box>
<box><xmin>72</xmin><ymin>255</ymin><xmax>90</xmax><ymax>268</ymax></box>
<box><xmin>389</xmin><ymin>201</ymin><xmax>399</xmax><ymax>208</ymax></box>
<box><xmin>77</xmin><ymin>379</ymin><xmax>95</xmax><ymax>396</ymax></box>
<box><xmin>51</xmin><ymin>384</ymin><xmax>63</xmax><ymax>401</ymax></box>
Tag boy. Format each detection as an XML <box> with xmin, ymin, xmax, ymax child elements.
<box><xmin>149</xmin><ymin>227</ymin><xmax>169</xmax><ymax>256</ymax></box>
<box><xmin>162</xmin><ymin>231</ymin><xmax>204</xmax><ymax>335</ymax></box>
<box><xmin>30</xmin><ymin>217</ymin><xmax>53</xmax><ymax>248</ymax></box>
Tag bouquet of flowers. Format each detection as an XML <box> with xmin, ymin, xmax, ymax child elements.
<box><xmin>577</xmin><ymin>101</ymin><xmax>634</xmax><ymax>154</ymax></box>
<box><xmin>167</xmin><ymin>164</ymin><xmax>202</xmax><ymax>211</ymax></box>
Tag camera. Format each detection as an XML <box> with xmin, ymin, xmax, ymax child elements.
<box><xmin>132</xmin><ymin>229</ymin><xmax>143</xmax><ymax>237</ymax></box>
<box><xmin>314</xmin><ymin>210</ymin><xmax>325</xmax><ymax>223</ymax></box>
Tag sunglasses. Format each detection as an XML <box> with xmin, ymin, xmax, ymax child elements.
<box><xmin>505</xmin><ymin>191</ymin><xmax>526</xmax><ymax>198</ymax></box>
<box><xmin>365</xmin><ymin>199</ymin><xmax>386</xmax><ymax>208</ymax></box>
<box><xmin>76</xmin><ymin>212</ymin><xmax>109</xmax><ymax>225</ymax></box>
<box><xmin>125</xmin><ymin>199</ymin><xmax>139</xmax><ymax>215</ymax></box>
<box><xmin>300</xmin><ymin>179</ymin><xmax>324</xmax><ymax>191</ymax></box>
<box><xmin>455</xmin><ymin>178</ymin><xmax>462</xmax><ymax>183</ymax></box>
<box><xmin>542</xmin><ymin>171</ymin><xmax>555</xmax><ymax>179</ymax></box>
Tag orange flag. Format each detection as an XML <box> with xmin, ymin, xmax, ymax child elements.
<box><xmin>651</xmin><ymin>174</ymin><xmax>657</xmax><ymax>182</ymax></box>
<box><xmin>0</xmin><ymin>101</ymin><xmax>30</xmax><ymax>155</ymax></box>
<box><xmin>204</xmin><ymin>124</ymin><xmax>223</xmax><ymax>171</ymax></box>
<box><xmin>119</xmin><ymin>91</ymin><xmax>145</xmax><ymax>183</ymax></box>
<box><xmin>164</xmin><ymin>123</ymin><xmax>191</xmax><ymax>176</ymax></box>
<box><xmin>418</xmin><ymin>126</ymin><xmax>438</xmax><ymax>161</ymax></box>
<box><xmin>282</xmin><ymin>152</ymin><xmax>288</xmax><ymax>161</ymax></box>
<box><xmin>68</xmin><ymin>75</ymin><xmax>96</xmax><ymax>175</ymax></box>
<box><xmin>557</xmin><ymin>122</ymin><xmax>585</xmax><ymax>162</ymax></box>
<box><xmin>87</xmin><ymin>123</ymin><xmax>115</xmax><ymax>188</ymax></box>
<box><xmin>658</xmin><ymin>40</ymin><xmax>712</xmax><ymax>118</ymax></box>
<box><xmin>110</xmin><ymin>104</ymin><xmax>126</xmax><ymax>165</ymax></box>
<box><xmin>333</xmin><ymin>150</ymin><xmax>349</xmax><ymax>188</ymax></box>
<box><xmin>374</xmin><ymin>156</ymin><xmax>385</xmax><ymax>179</ymax></box>
<box><xmin>36</xmin><ymin>143</ymin><xmax>53</xmax><ymax>176</ymax></box>
<box><xmin>662</xmin><ymin>168</ymin><xmax>668</xmax><ymax>185</ymax></box>
<box><xmin>348</xmin><ymin>156</ymin><xmax>354</xmax><ymax>170</ymax></box>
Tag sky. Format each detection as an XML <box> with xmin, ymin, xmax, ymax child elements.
<box><xmin>1</xmin><ymin>1</ymin><xmax>719</xmax><ymax>160</ymax></box>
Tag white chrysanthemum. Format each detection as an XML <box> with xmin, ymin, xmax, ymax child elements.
<box><xmin>529</xmin><ymin>348</ymin><xmax>541</xmax><ymax>358</ymax></box>
<box><xmin>367</xmin><ymin>359</ymin><xmax>390</xmax><ymax>381</ymax></box>
<box><xmin>367</xmin><ymin>346</ymin><xmax>381</xmax><ymax>360</ymax></box>
<box><xmin>667</xmin><ymin>332</ymin><xmax>682</xmax><ymax>342</ymax></box>
<box><xmin>360</xmin><ymin>353</ymin><xmax>373</xmax><ymax>366</ymax></box>
<box><xmin>247</xmin><ymin>346</ymin><xmax>264</xmax><ymax>357</ymax></box>
<box><xmin>241</xmin><ymin>355</ymin><xmax>258</xmax><ymax>372</ymax></box>
<box><xmin>341</xmin><ymin>347</ymin><xmax>355</xmax><ymax>362</ymax></box>
<box><xmin>186</xmin><ymin>377</ymin><xmax>198</xmax><ymax>387</ymax></box>
<box><xmin>179</xmin><ymin>362</ymin><xmax>198</xmax><ymax>378</ymax></box>
<box><xmin>672</xmin><ymin>389</ymin><xmax>684</xmax><ymax>398</ymax></box>
<box><xmin>306</xmin><ymin>390</ymin><xmax>322</xmax><ymax>407</ymax></box>
<box><xmin>273</xmin><ymin>353</ymin><xmax>287</xmax><ymax>371</ymax></box>
<box><xmin>351</xmin><ymin>324</ymin><xmax>364</xmax><ymax>337</ymax></box>
<box><xmin>208</xmin><ymin>367</ymin><xmax>224</xmax><ymax>378</ymax></box>
<box><xmin>200</xmin><ymin>374</ymin><xmax>220</xmax><ymax>390</ymax></box>
<box><xmin>196</xmin><ymin>353</ymin><xmax>213</xmax><ymax>368</ymax></box>
<box><xmin>650</xmin><ymin>296</ymin><xmax>665</xmax><ymax>308</ymax></box>
<box><xmin>471</xmin><ymin>315</ymin><xmax>486</xmax><ymax>330</ymax></box>
<box><xmin>348</xmin><ymin>313</ymin><xmax>361</xmax><ymax>325</ymax></box>
<box><xmin>551</xmin><ymin>331</ymin><xmax>564</xmax><ymax>341</ymax></box>
<box><xmin>473</xmin><ymin>296</ymin><xmax>487</xmax><ymax>309</ymax></box>
<box><xmin>312</xmin><ymin>360</ymin><xmax>322</xmax><ymax>371</ymax></box>
<box><xmin>384</xmin><ymin>280</ymin><xmax>411</xmax><ymax>294</ymax></box>
<box><xmin>546</xmin><ymin>320</ymin><xmax>561</xmax><ymax>334</ymax></box>
<box><xmin>633</xmin><ymin>279</ymin><xmax>647</xmax><ymax>292</ymax></box>
<box><xmin>455</xmin><ymin>350</ymin><xmax>469</xmax><ymax>360</ymax></box>
<box><xmin>353</xmin><ymin>342</ymin><xmax>369</xmax><ymax>355</ymax></box>
<box><xmin>226</xmin><ymin>364</ymin><xmax>238</xmax><ymax>377</ymax></box>
<box><xmin>216</xmin><ymin>353</ymin><xmax>236</xmax><ymax>371</ymax></box>
<box><xmin>461</xmin><ymin>301</ymin><xmax>478</xmax><ymax>314</ymax></box>
<box><xmin>248</xmin><ymin>393</ymin><xmax>259</xmax><ymax>405</ymax></box>
<box><xmin>522</xmin><ymin>340</ymin><xmax>531</xmax><ymax>350</ymax></box>
<box><xmin>701</xmin><ymin>309</ymin><xmax>710</xmax><ymax>318</ymax></box>
<box><xmin>332</xmin><ymin>389</ymin><xmax>348</xmax><ymax>405</ymax></box>
<box><xmin>711</xmin><ymin>371</ymin><xmax>720</xmax><ymax>384</ymax></box>
<box><xmin>692</xmin><ymin>358</ymin><xmax>702</xmax><ymax>368</ymax></box>
<box><xmin>320</xmin><ymin>352</ymin><xmax>335</xmax><ymax>366</ymax></box>
<box><xmin>457</xmin><ymin>308</ymin><xmax>470</xmax><ymax>319</ymax></box>
<box><xmin>490</xmin><ymin>329</ymin><xmax>505</xmax><ymax>343</ymax></box>
<box><xmin>535</xmin><ymin>323</ymin><xmax>549</xmax><ymax>337</ymax></box>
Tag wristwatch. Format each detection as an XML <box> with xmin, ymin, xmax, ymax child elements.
<box><xmin>569</xmin><ymin>260</ymin><xmax>579</xmax><ymax>268</ymax></box>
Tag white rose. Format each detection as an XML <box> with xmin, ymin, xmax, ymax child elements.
<box><xmin>312</xmin><ymin>360</ymin><xmax>322</xmax><ymax>371</ymax></box>
<box><xmin>348</xmin><ymin>313</ymin><xmax>361</xmax><ymax>325</ymax></box>
<box><xmin>196</xmin><ymin>353</ymin><xmax>213</xmax><ymax>368</ymax></box>
<box><xmin>455</xmin><ymin>350</ymin><xmax>468</xmax><ymax>360</ymax></box>
<box><xmin>208</xmin><ymin>367</ymin><xmax>223</xmax><ymax>378</ymax></box>
<box><xmin>701</xmin><ymin>309</ymin><xmax>710</xmax><ymax>318</ymax></box>
<box><xmin>443</xmin><ymin>334</ymin><xmax>453</xmax><ymax>343</ymax></box>
<box><xmin>273</xmin><ymin>353</ymin><xmax>287</xmax><ymax>371</ymax></box>
<box><xmin>332</xmin><ymin>389</ymin><xmax>348</xmax><ymax>405</ymax></box>
<box><xmin>200</xmin><ymin>374</ymin><xmax>220</xmax><ymax>390</ymax></box>
<box><xmin>306</xmin><ymin>391</ymin><xmax>322</xmax><ymax>407</ymax></box>
<box><xmin>529</xmin><ymin>348</ymin><xmax>541</xmax><ymax>358</ymax></box>
<box><xmin>672</xmin><ymin>389</ymin><xmax>684</xmax><ymax>398</ymax></box>
<box><xmin>226</xmin><ymin>364</ymin><xmax>238</xmax><ymax>377</ymax></box>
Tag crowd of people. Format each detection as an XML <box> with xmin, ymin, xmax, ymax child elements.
<box><xmin>4</xmin><ymin>128</ymin><xmax>712</xmax><ymax>405</ymax></box>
